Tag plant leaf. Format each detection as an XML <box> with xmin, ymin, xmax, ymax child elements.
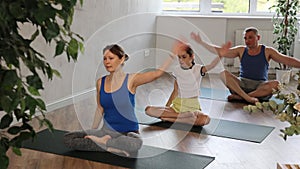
<box><xmin>8</xmin><ymin>126</ymin><xmax>21</xmax><ymax>135</ymax></box>
<box><xmin>28</xmin><ymin>86</ymin><xmax>40</xmax><ymax>96</ymax></box>
<box><xmin>0</xmin><ymin>155</ymin><xmax>9</xmax><ymax>169</ymax></box>
<box><xmin>30</xmin><ymin>29</ymin><xmax>40</xmax><ymax>41</ymax></box>
<box><xmin>36</xmin><ymin>98</ymin><xmax>46</xmax><ymax>111</ymax></box>
<box><xmin>55</xmin><ymin>41</ymin><xmax>65</xmax><ymax>56</ymax></box>
<box><xmin>0</xmin><ymin>96</ymin><xmax>12</xmax><ymax>113</ymax></box>
<box><xmin>26</xmin><ymin>75</ymin><xmax>43</xmax><ymax>90</ymax></box>
<box><xmin>0</xmin><ymin>114</ymin><xmax>13</xmax><ymax>129</ymax></box>
<box><xmin>12</xmin><ymin>147</ymin><xmax>22</xmax><ymax>156</ymax></box>
<box><xmin>67</xmin><ymin>38</ymin><xmax>79</xmax><ymax>61</ymax></box>
<box><xmin>42</xmin><ymin>119</ymin><xmax>54</xmax><ymax>131</ymax></box>
<box><xmin>52</xmin><ymin>69</ymin><xmax>61</xmax><ymax>78</ymax></box>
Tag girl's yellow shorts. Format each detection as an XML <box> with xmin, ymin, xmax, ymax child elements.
<box><xmin>170</xmin><ymin>97</ymin><xmax>201</xmax><ymax>113</ymax></box>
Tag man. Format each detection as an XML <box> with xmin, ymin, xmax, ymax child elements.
<box><xmin>191</xmin><ymin>27</ymin><xmax>300</xmax><ymax>104</ymax></box>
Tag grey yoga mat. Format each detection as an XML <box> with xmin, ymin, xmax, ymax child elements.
<box><xmin>199</xmin><ymin>87</ymin><xmax>282</xmax><ymax>103</ymax></box>
<box><xmin>140</xmin><ymin>118</ymin><xmax>274</xmax><ymax>143</ymax></box>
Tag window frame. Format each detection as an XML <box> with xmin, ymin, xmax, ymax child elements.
<box><xmin>161</xmin><ymin>0</ymin><xmax>300</xmax><ymax>17</ymax></box>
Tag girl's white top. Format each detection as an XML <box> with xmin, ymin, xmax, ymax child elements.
<box><xmin>173</xmin><ymin>64</ymin><xmax>203</xmax><ymax>98</ymax></box>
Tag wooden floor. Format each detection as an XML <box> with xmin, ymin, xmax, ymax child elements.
<box><xmin>7</xmin><ymin>73</ymin><xmax>300</xmax><ymax>169</ymax></box>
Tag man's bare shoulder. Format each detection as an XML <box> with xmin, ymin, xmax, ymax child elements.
<box><xmin>264</xmin><ymin>45</ymin><xmax>278</xmax><ymax>54</ymax></box>
<box><xmin>230</xmin><ymin>45</ymin><xmax>245</xmax><ymax>56</ymax></box>
<box><xmin>232</xmin><ymin>45</ymin><xmax>246</xmax><ymax>51</ymax></box>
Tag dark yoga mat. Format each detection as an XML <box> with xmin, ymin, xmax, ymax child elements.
<box><xmin>140</xmin><ymin>118</ymin><xmax>274</xmax><ymax>143</ymax></box>
<box><xmin>200</xmin><ymin>87</ymin><xmax>283</xmax><ymax>103</ymax></box>
<box><xmin>22</xmin><ymin>129</ymin><xmax>215</xmax><ymax>169</ymax></box>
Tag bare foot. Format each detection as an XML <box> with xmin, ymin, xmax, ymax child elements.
<box><xmin>227</xmin><ymin>94</ymin><xmax>258</xmax><ymax>104</ymax></box>
<box><xmin>227</xmin><ymin>94</ymin><xmax>243</xmax><ymax>101</ymax></box>
<box><xmin>107</xmin><ymin>147</ymin><xmax>130</xmax><ymax>157</ymax></box>
<box><xmin>178</xmin><ymin>111</ymin><xmax>196</xmax><ymax>118</ymax></box>
<box><xmin>194</xmin><ymin>114</ymin><xmax>210</xmax><ymax>126</ymax></box>
<box><xmin>84</xmin><ymin>135</ymin><xmax>112</xmax><ymax>145</ymax></box>
<box><xmin>162</xmin><ymin>116</ymin><xmax>195</xmax><ymax>125</ymax></box>
<box><xmin>245</xmin><ymin>97</ymin><xmax>259</xmax><ymax>104</ymax></box>
<box><xmin>193</xmin><ymin>110</ymin><xmax>204</xmax><ymax>116</ymax></box>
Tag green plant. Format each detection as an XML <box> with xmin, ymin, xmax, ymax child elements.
<box><xmin>271</xmin><ymin>0</ymin><xmax>299</xmax><ymax>70</ymax></box>
<box><xmin>0</xmin><ymin>0</ymin><xmax>84</xmax><ymax>168</ymax></box>
<box><xmin>244</xmin><ymin>71</ymin><xmax>300</xmax><ymax>140</ymax></box>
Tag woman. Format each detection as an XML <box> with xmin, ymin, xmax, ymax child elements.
<box><xmin>64</xmin><ymin>42</ymin><xmax>180</xmax><ymax>156</ymax></box>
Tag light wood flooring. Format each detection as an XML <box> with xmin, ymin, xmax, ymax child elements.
<box><xmin>6</xmin><ymin>73</ymin><xmax>300</xmax><ymax>169</ymax></box>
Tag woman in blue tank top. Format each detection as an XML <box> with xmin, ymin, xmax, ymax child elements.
<box><xmin>64</xmin><ymin>43</ymin><xmax>181</xmax><ymax>156</ymax></box>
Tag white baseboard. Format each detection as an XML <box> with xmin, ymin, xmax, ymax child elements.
<box><xmin>46</xmin><ymin>87</ymin><xmax>96</xmax><ymax>113</ymax></box>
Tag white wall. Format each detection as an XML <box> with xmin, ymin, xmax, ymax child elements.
<box><xmin>155</xmin><ymin>16</ymin><xmax>227</xmax><ymax>73</ymax></box>
<box><xmin>156</xmin><ymin>15</ymin><xmax>300</xmax><ymax>72</ymax></box>
<box><xmin>19</xmin><ymin>0</ymin><xmax>300</xmax><ymax>113</ymax></box>
<box><xmin>19</xmin><ymin>0</ymin><xmax>162</xmax><ymax>112</ymax></box>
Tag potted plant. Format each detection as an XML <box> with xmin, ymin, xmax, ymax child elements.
<box><xmin>244</xmin><ymin>71</ymin><xmax>300</xmax><ymax>140</ymax></box>
<box><xmin>271</xmin><ymin>0</ymin><xmax>299</xmax><ymax>84</ymax></box>
<box><xmin>0</xmin><ymin>1</ymin><xmax>84</xmax><ymax>169</ymax></box>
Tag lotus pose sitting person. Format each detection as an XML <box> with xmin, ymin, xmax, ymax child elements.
<box><xmin>64</xmin><ymin>43</ymin><xmax>179</xmax><ymax>156</ymax></box>
<box><xmin>145</xmin><ymin>41</ymin><xmax>230</xmax><ymax>126</ymax></box>
<box><xmin>191</xmin><ymin>27</ymin><xmax>300</xmax><ymax>104</ymax></box>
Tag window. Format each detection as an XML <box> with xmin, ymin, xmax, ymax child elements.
<box><xmin>256</xmin><ymin>0</ymin><xmax>276</xmax><ymax>12</ymax></box>
<box><xmin>162</xmin><ymin>0</ymin><xmax>280</xmax><ymax>15</ymax></box>
<box><xmin>211</xmin><ymin>0</ymin><xmax>248</xmax><ymax>13</ymax></box>
<box><xmin>162</xmin><ymin>0</ymin><xmax>200</xmax><ymax>12</ymax></box>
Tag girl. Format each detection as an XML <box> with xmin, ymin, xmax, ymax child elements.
<box><xmin>145</xmin><ymin>41</ymin><xmax>229</xmax><ymax>126</ymax></box>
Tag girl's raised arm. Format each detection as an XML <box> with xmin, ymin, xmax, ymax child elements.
<box><xmin>131</xmin><ymin>40</ymin><xmax>186</xmax><ymax>88</ymax></box>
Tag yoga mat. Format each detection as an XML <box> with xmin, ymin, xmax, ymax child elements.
<box><xmin>22</xmin><ymin>129</ymin><xmax>215</xmax><ymax>169</ymax></box>
<box><xmin>200</xmin><ymin>87</ymin><xmax>230</xmax><ymax>101</ymax></box>
<box><xmin>141</xmin><ymin>118</ymin><xmax>274</xmax><ymax>143</ymax></box>
<box><xmin>200</xmin><ymin>87</ymin><xmax>283</xmax><ymax>103</ymax></box>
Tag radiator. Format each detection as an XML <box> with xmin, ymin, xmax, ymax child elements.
<box><xmin>233</xmin><ymin>29</ymin><xmax>277</xmax><ymax>68</ymax></box>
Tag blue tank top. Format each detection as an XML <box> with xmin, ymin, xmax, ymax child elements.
<box><xmin>100</xmin><ymin>74</ymin><xmax>138</xmax><ymax>132</ymax></box>
<box><xmin>240</xmin><ymin>45</ymin><xmax>269</xmax><ymax>81</ymax></box>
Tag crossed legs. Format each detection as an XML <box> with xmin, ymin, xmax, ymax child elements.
<box><xmin>145</xmin><ymin>106</ymin><xmax>210</xmax><ymax>126</ymax></box>
<box><xmin>220</xmin><ymin>70</ymin><xmax>279</xmax><ymax>103</ymax></box>
<box><xmin>64</xmin><ymin>127</ymin><xmax>143</xmax><ymax>157</ymax></box>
